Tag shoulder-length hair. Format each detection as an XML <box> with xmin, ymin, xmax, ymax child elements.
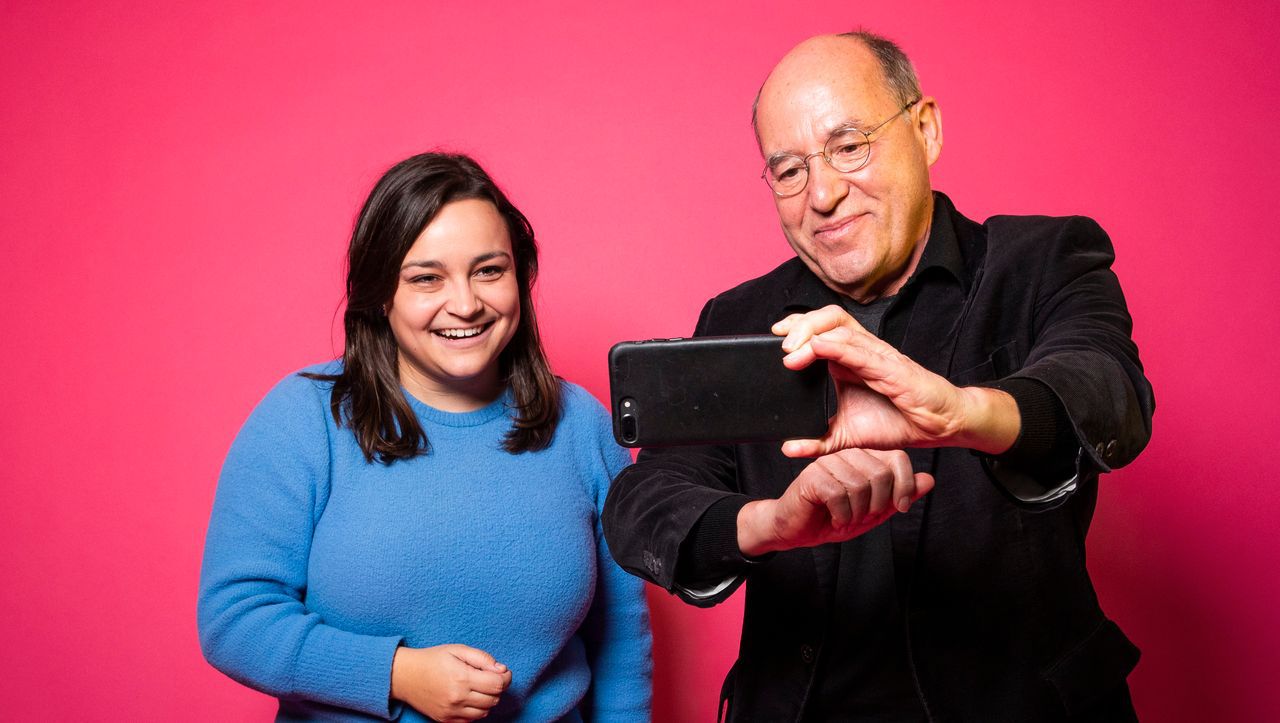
<box><xmin>306</xmin><ymin>152</ymin><xmax>561</xmax><ymax>462</ymax></box>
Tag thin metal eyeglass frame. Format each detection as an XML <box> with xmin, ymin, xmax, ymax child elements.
<box><xmin>762</xmin><ymin>96</ymin><xmax>923</xmax><ymax>198</ymax></box>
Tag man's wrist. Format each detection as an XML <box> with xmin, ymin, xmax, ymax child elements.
<box><xmin>956</xmin><ymin>386</ymin><xmax>1021</xmax><ymax>455</ymax></box>
<box><xmin>736</xmin><ymin>499</ymin><xmax>778</xmax><ymax>557</ymax></box>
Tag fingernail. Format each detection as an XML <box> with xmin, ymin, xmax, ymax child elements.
<box><xmin>897</xmin><ymin>496</ymin><xmax>910</xmax><ymax>513</ymax></box>
<box><xmin>494</xmin><ymin>662</ymin><xmax>507</xmax><ymax>672</ymax></box>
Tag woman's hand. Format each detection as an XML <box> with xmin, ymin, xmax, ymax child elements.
<box><xmin>391</xmin><ymin>644</ymin><xmax>512</xmax><ymax>722</ymax></box>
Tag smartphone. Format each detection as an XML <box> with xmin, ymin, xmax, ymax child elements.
<box><xmin>607</xmin><ymin>334</ymin><xmax>830</xmax><ymax>447</ymax></box>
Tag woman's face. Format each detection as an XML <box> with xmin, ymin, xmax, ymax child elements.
<box><xmin>387</xmin><ymin>198</ymin><xmax>521</xmax><ymax>411</ymax></box>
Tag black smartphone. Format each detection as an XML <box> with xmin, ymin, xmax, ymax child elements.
<box><xmin>607</xmin><ymin>334</ymin><xmax>830</xmax><ymax>447</ymax></box>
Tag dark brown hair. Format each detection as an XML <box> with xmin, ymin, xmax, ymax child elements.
<box><xmin>305</xmin><ymin>152</ymin><xmax>561</xmax><ymax>462</ymax></box>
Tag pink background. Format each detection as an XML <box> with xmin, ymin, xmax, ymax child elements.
<box><xmin>2</xmin><ymin>1</ymin><xmax>1277</xmax><ymax>720</ymax></box>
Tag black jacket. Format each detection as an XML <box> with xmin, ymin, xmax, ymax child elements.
<box><xmin>602</xmin><ymin>193</ymin><xmax>1155</xmax><ymax>721</ymax></box>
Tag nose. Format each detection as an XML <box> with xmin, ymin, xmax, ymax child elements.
<box><xmin>444</xmin><ymin>280</ymin><xmax>483</xmax><ymax>319</ymax></box>
<box><xmin>805</xmin><ymin>154</ymin><xmax>849</xmax><ymax>214</ymax></box>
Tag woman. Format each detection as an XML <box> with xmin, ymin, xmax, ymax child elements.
<box><xmin>198</xmin><ymin>153</ymin><xmax>651</xmax><ymax>722</ymax></box>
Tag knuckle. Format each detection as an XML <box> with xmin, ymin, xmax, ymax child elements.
<box><xmin>836</xmin><ymin>447</ymin><xmax>866</xmax><ymax>462</ymax></box>
<box><xmin>813</xmin><ymin>458</ymin><xmax>838</xmax><ymax>474</ymax></box>
<box><xmin>819</xmin><ymin>479</ymin><xmax>842</xmax><ymax>500</ymax></box>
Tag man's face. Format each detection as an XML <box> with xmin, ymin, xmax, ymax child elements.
<box><xmin>755</xmin><ymin>37</ymin><xmax>942</xmax><ymax>302</ymax></box>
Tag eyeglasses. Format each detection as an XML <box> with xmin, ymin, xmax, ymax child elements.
<box><xmin>761</xmin><ymin>96</ymin><xmax>922</xmax><ymax>197</ymax></box>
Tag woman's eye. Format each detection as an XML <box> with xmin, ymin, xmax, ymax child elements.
<box><xmin>475</xmin><ymin>265</ymin><xmax>506</xmax><ymax>279</ymax></box>
<box><xmin>410</xmin><ymin>274</ymin><xmax>442</xmax><ymax>285</ymax></box>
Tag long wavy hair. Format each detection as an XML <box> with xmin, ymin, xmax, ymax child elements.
<box><xmin>305</xmin><ymin>152</ymin><xmax>562</xmax><ymax>462</ymax></box>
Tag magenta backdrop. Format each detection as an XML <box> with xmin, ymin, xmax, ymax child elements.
<box><xmin>3</xmin><ymin>1</ymin><xmax>1277</xmax><ymax>721</ymax></box>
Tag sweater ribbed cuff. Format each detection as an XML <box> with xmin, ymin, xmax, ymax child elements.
<box><xmin>295</xmin><ymin>625</ymin><xmax>404</xmax><ymax>719</ymax></box>
<box><xmin>675</xmin><ymin>495</ymin><xmax>765</xmax><ymax>586</ymax></box>
<box><xmin>983</xmin><ymin>377</ymin><xmax>1077</xmax><ymax>476</ymax></box>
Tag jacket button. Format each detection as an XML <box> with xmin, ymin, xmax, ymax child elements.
<box><xmin>800</xmin><ymin>644</ymin><xmax>815</xmax><ymax>664</ymax></box>
<box><xmin>1094</xmin><ymin>441</ymin><xmax>1106</xmax><ymax>458</ymax></box>
<box><xmin>1105</xmin><ymin>440</ymin><xmax>1117</xmax><ymax>459</ymax></box>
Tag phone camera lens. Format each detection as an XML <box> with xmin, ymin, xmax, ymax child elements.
<box><xmin>620</xmin><ymin>413</ymin><xmax>638</xmax><ymax>444</ymax></box>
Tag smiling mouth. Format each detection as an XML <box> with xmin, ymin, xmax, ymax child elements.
<box><xmin>815</xmin><ymin>214</ymin><xmax>866</xmax><ymax>238</ymax></box>
<box><xmin>433</xmin><ymin>322</ymin><xmax>493</xmax><ymax>339</ymax></box>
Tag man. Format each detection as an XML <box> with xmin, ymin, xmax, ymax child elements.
<box><xmin>602</xmin><ymin>31</ymin><xmax>1154</xmax><ymax>722</ymax></box>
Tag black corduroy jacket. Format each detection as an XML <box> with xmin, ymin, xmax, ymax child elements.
<box><xmin>603</xmin><ymin>192</ymin><xmax>1155</xmax><ymax>722</ymax></box>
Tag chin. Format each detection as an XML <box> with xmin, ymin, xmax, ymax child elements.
<box><xmin>821</xmin><ymin>264</ymin><xmax>872</xmax><ymax>290</ymax></box>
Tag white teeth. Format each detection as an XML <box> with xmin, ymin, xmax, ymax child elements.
<box><xmin>436</xmin><ymin>326</ymin><xmax>485</xmax><ymax>339</ymax></box>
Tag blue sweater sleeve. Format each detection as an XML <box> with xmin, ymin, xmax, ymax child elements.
<box><xmin>571</xmin><ymin>387</ymin><xmax>654</xmax><ymax>721</ymax></box>
<box><xmin>197</xmin><ymin>373</ymin><xmax>403</xmax><ymax>719</ymax></box>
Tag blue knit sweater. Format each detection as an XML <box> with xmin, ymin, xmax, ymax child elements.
<box><xmin>198</xmin><ymin>364</ymin><xmax>651</xmax><ymax>721</ymax></box>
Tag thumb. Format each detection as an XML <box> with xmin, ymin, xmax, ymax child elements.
<box><xmin>912</xmin><ymin>473</ymin><xmax>936</xmax><ymax>499</ymax></box>
<box><xmin>781</xmin><ymin>436</ymin><xmax>836</xmax><ymax>459</ymax></box>
<box><xmin>449</xmin><ymin>645</ymin><xmax>507</xmax><ymax>673</ymax></box>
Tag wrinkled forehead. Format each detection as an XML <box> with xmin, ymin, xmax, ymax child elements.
<box><xmin>756</xmin><ymin>38</ymin><xmax>896</xmax><ymax>152</ymax></box>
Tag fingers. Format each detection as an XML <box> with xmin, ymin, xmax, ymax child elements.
<box><xmin>914</xmin><ymin>472</ymin><xmax>936</xmax><ymax>501</ymax></box>
<box><xmin>447</xmin><ymin>645</ymin><xmax>508</xmax><ymax>675</ymax></box>
<box><xmin>771</xmin><ymin>312</ymin><xmax>806</xmax><ymax>337</ymax></box>
<box><xmin>833</xmin><ymin>449</ymin><xmax>901</xmax><ymax>519</ymax></box>
<box><xmin>811</xmin><ymin>449</ymin><xmax>931</xmax><ymax>528</ymax></box>
<box><xmin>868</xmin><ymin>449</ymin><xmax>917</xmax><ymax>513</ymax></box>
<box><xmin>800</xmin><ymin>329</ymin><xmax>895</xmax><ymax>381</ymax></box>
<box><xmin>806</xmin><ymin>450</ymin><xmax>894</xmax><ymax>530</ymax></box>
<box><xmin>446</xmin><ymin>644</ymin><xmax>511</xmax><ymax>696</ymax></box>
<box><xmin>463</xmin><ymin>690</ymin><xmax>501</xmax><ymax>709</ymax></box>
<box><xmin>468</xmin><ymin>668</ymin><xmax>512</xmax><ymax>696</ymax></box>
<box><xmin>809</xmin><ymin>468</ymin><xmax>855</xmax><ymax>529</ymax></box>
<box><xmin>772</xmin><ymin>305</ymin><xmax>860</xmax><ymax>351</ymax></box>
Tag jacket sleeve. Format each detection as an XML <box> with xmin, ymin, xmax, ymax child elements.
<box><xmin>577</xmin><ymin>393</ymin><xmax>653</xmax><ymax>722</ymax></box>
<box><xmin>602</xmin><ymin>299</ymin><xmax>759</xmax><ymax>606</ymax></box>
<box><xmin>196</xmin><ymin>374</ymin><xmax>403</xmax><ymax>718</ymax></box>
<box><xmin>982</xmin><ymin>215</ymin><xmax>1155</xmax><ymax>507</ymax></box>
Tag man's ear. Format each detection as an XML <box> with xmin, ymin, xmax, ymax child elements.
<box><xmin>916</xmin><ymin>96</ymin><xmax>943</xmax><ymax>166</ymax></box>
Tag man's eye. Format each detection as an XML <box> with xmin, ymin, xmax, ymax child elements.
<box><xmin>830</xmin><ymin>140</ymin><xmax>865</xmax><ymax>158</ymax></box>
<box><xmin>774</xmin><ymin>164</ymin><xmax>804</xmax><ymax>181</ymax></box>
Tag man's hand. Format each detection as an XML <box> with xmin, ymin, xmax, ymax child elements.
<box><xmin>737</xmin><ymin>448</ymin><xmax>935</xmax><ymax>556</ymax></box>
<box><xmin>772</xmin><ymin>305</ymin><xmax>1021</xmax><ymax>458</ymax></box>
<box><xmin>391</xmin><ymin>644</ymin><xmax>512</xmax><ymax>722</ymax></box>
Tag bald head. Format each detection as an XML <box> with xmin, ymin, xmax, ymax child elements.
<box><xmin>752</xmin><ymin>32</ymin><xmax>921</xmax><ymax>142</ymax></box>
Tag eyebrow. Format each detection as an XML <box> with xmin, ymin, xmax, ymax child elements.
<box><xmin>765</xmin><ymin>120</ymin><xmax>868</xmax><ymax>163</ymax></box>
<box><xmin>401</xmin><ymin>250</ymin><xmax>512</xmax><ymax>271</ymax></box>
